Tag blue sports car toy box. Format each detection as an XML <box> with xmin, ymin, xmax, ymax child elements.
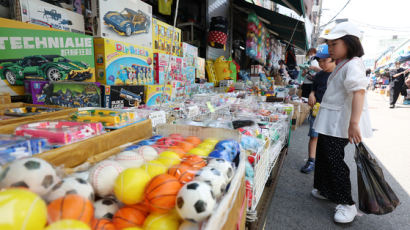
<box><xmin>91</xmin><ymin>0</ymin><xmax>153</xmax><ymax>49</ymax></box>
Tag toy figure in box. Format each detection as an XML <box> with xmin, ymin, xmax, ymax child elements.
<box><xmin>101</xmin><ymin>85</ymin><xmax>145</xmax><ymax>108</ymax></box>
<box><xmin>145</xmin><ymin>85</ymin><xmax>172</xmax><ymax>106</ymax></box>
<box><xmin>94</xmin><ymin>38</ymin><xmax>154</xmax><ymax>85</ymax></box>
<box><xmin>42</xmin><ymin>82</ymin><xmax>101</xmax><ymax>108</ymax></box>
<box><xmin>152</xmin><ymin>19</ymin><xmax>181</xmax><ymax>56</ymax></box>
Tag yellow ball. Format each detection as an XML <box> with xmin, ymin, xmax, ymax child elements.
<box><xmin>188</xmin><ymin>147</ymin><xmax>209</xmax><ymax>157</ymax></box>
<box><xmin>114</xmin><ymin>168</ymin><xmax>151</xmax><ymax>205</ymax></box>
<box><xmin>141</xmin><ymin>160</ymin><xmax>167</xmax><ymax>178</ymax></box>
<box><xmin>143</xmin><ymin>213</ymin><xmax>180</xmax><ymax>230</ymax></box>
<box><xmin>203</xmin><ymin>138</ymin><xmax>219</xmax><ymax>145</ymax></box>
<box><xmin>0</xmin><ymin>188</ymin><xmax>47</xmax><ymax>230</ymax></box>
<box><xmin>197</xmin><ymin>142</ymin><xmax>215</xmax><ymax>151</ymax></box>
<box><xmin>45</xmin><ymin>220</ymin><xmax>90</xmax><ymax>230</ymax></box>
<box><xmin>123</xmin><ymin>228</ymin><xmax>143</xmax><ymax>230</ymax></box>
<box><xmin>157</xmin><ymin>151</ymin><xmax>181</xmax><ymax>168</ymax></box>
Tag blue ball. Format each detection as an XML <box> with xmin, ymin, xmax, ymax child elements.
<box><xmin>208</xmin><ymin>149</ymin><xmax>232</xmax><ymax>162</ymax></box>
<box><xmin>149</xmin><ymin>135</ymin><xmax>163</xmax><ymax>141</ymax></box>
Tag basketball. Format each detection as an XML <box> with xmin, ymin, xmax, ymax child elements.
<box><xmin>182</xmin><ymin>155</ymin><xmax>207</xmax><ymax>169</ymax></box>
<box><xmin>184</xmin><ymin>136</ymin><xmax>202</xmax><ymax>146</ymax></box>
<box><xmin>112</xmin><ymin>206</ymin><xmax>147</xmax><ymax>229</ymax></box>
<box><xmin>45</xmin><ymin>220</ymin><xmax>91</xmax><ymax>230</ymax></box>
<box><xmin>92</xmin><ymin>218</ymin><xmax>116</xmax><ymax>230</ymax></box>
<box><xmin>144</xmin><ymin>174</ymin><xmax>182</xmax><ymax>213</ymax></box>
<box><xmin>168</xmin><ymin>164</ymin><xmax>196</xmax><ymax>184</ymax></box>
<box><xmin>114</xmin><ymin>168</ymin><xmax>151</xmax><ymax>205</ymax></box>
<box><xmin>129</xmin><ymin>202</ymin><xmax>150</xmax><ymax>216</ymax></box>
<box><xmin>177</xmin><ymin>141</ymin><xmax>195</xmax><ymax>152</ymax></box>
<box><xmin>122</xmin><ymin>228</ymin><xmax>143</xmax><ymax>230</ymax></box>
<box><xmin>47</xmin><ymin>194</ymin><xmax>94</xmax><ymax>225</ymax></box>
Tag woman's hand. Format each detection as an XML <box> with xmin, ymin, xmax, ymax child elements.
<box><xmin>348</xmin><ymin>122</ymin><xmax>362</xmax><ymax>144</ymax></box>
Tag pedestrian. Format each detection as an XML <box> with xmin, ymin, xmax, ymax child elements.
<box><xmin>312</xmin><ymin>22</ymin><xmax>373</xmax><ymax>224</ymax></box>
<box><xmin>300</xmin><ymin>44</ymin><xmax>335</xmax><ymax>174</ymax></box>
<box><xmin>389</xmin><ymin>61</ymin><xmax>409</xmax><ymax>108</ymax></box>
<box><xmin>301</xmin><ymin>48</ymin><xmax>322</xmax><ymax>98</ymax></box>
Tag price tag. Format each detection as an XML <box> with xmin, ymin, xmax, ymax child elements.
<box><xmin>149</xmin><ymin>111</ymin><xmax>166</xmax><ymax>127</ymax></box>
<box><xmin>206</xmin><ymin>102</ymin><xmax>215</xmax><ymax>113</ymax></box>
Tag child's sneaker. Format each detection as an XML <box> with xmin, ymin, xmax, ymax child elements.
<box><xmin>300</xmin><ymin>161</ymin><xmax>315</xmax><ymax>174</ymax></box>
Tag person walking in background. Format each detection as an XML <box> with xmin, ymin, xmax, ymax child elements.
<box><xmin>389</xmin><ymin>61</ymin><xmax>409</xmax><ymax>108</ymax></box>
<box><xmin>300</xmin><ymin>44</ymin><xmax>335</xmax><ymax>174</ymax></box>
<box><xmin>312</xmin><ymin>22</ymin><xmax>372</xmax><ymax>224</ymax></box>
<box><xmin>301</xmin><ymin>48</ymin><xmax>322</xmax><ymax>98</ymax></box>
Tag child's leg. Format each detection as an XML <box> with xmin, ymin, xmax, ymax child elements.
<box><xmin>314</xmin><ymin>134</ymin><xmax>354</xmax><ymax>205</ymax></box>
<box><xmin>308</xmin><ymin>137</ymin><xmax>318</xmax><ymax>159</ymax></box>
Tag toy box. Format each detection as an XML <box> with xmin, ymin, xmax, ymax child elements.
<box><xmin>42</xmin><ymin>82</ymin><xmax>101</xmax><ymax>108</ymax></box>
<box><xmin>167</xmin><ymin>80</ymin><xmax>189</xmax><ymax>101</ymax></box>
<box><xmin>91</xmin><ymin>0</ymin><xmax>152</xmax><ymax>48</ymax></box>
<box><xmin>19</xmin><ymin>0</ymin><xmax>85</xmax><ymax>34</ymax></box>
<box><xmin>0</xmin><ymin>18</ymin><xmax>96</xmax><ymax>96</ymax></box>
<box><xmin>152</xmin><ymin>18</ymin><xmax>181</xmax><ymax>56</ymax></box>
<box><xmin>153</xmin><ymin>53</ymin><xmax>184</xmax><ymax>84</ymax></box>
<box><xmin>183</xmin><ymin>58</ymin><xmax>196</xmax><ymax>84</ymax></box>
<box><xmin>94</xmin><ymin>38</ymin><xmax>154</xmax><ymax>85</ymax></box>
<box><xmin>181</xmin><ymin>42</ymin><xmax>198</xmax><ymax>58</ymax></box>
<box><xmin>71</xmin><ymin>108</ymin><xmax>141</xmax><ymax>129</ymax></box>
<box><xmin>0</xmin><ymin>134</ymin><xmax>49</xmax><ymax>165</ymax></box>
<box><xmin>145</xmin><ymin>84</ymin><xmax>172</xmax><ymax>106</ymax></box>
<box><xmin>24</xmin><ymin>80</ymin><xmax>49</xmax><ymax>105</ymax></box>
<box><xmin>196</xmin><ymin>57</ymin><xmax>206</xmax><ymax>79</ymax></box>
<box><xmin>101</xmin><ymin>85</ymin><xmax>145</xmax><ymax>108</ymax></box>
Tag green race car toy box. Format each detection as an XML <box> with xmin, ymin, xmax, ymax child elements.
<box><xmin>94</xmin><ymin>37</ymin><xmax>154</xmax><ymax>85</ymax></box>
<box><xmin>0</xmin><ymin>18</ymin><xmax>96</xmax><ymax>96</ymax></box>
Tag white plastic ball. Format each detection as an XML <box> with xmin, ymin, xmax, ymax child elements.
<box><xmin>179</xmin><ymin>221</ymin><xmax>203</xmax><ymax>230</ymax></box>
<box><xmin>135</xmin><ymin>146</ymin><xmax>158</xmax><ymax>161</ymax></box>
<box><xmin>115</xmin><ymin>150</ymin><xmax>145</xmax><ymax>168</ymax></box>
<box><xmin>46</xmin><ymin>177</ymin><xmax>95</xmax><ymax>202</ymax></box>
<box><xmin>207</xmin><ymin>158</ymin><xmax>234</xmax><ymax>183</ymax></box>
<box><xmin>88</xmin><ymin>160</ymin><xmax>124</xmax><ymax>197</ymax></box>
<box><xmin>94</xmin><ymin>197</ymin><xmax>119</xmax><ymax>219</ymax></box>
<box><xmin>194</xmin><ymin>166</ymin><xmax>227</xmax><ymax>198</ymax></box>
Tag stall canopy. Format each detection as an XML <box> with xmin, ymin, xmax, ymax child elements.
<box><xmin>234</xmin><ymin>0</ymin><xmax>308</xmax><ymax>50</ymax></box>
<box><xmin>275</xmin><ymin>0</ymin><xmax>305</xmax><ymax>16</ymax></box>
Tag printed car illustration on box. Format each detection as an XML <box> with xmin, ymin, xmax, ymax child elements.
<box><xmin>0</xmin><ymin>55</ymin><xmax>92</xmax><ymax>85</ymax></box>
<box><xmin>103</xmin><ymin>8</ymin><xmax>150</xmax><ymax>36</ymax></box>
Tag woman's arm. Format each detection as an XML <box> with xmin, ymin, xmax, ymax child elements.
<box><xmin>348</xmin><ymin>89</ymin><xmax>365</xmax><ymax>144</ymax></box>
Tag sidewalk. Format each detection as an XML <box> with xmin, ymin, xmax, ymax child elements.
<box><xmin>264</xmin><ymin>93</ymin><xmax>410</xmax><ymax>230</ymax></box>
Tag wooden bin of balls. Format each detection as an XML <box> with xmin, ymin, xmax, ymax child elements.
<box><xmin>0</xmin><ymin>103</ymin><xmax>77</xmax><ymax>133</ymax></box>
<box><xmin>0</xmin><ymin>123</ymin><xmax>246</xmax><ymax>230</ymax></box>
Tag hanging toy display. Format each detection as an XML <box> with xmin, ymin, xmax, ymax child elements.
<box><xmin>208</xmin><ymin>16</ymin><xmax>228</xmax><ymax>49</ymax></box>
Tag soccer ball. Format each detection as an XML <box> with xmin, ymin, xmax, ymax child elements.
<box><xmin>70</xmin><ymin>171</ymin><xmax>90</xmax><ymax>182</ymax></box>
<box><xmin>207</xmin><ymin>158</ymin><xmax>234</xmax><ymax>183</ymax></box>
<box><xmin>46</xmin><ymin>177</ymin><xmax>95</xmax><ymax>202</ymax></box>
<box><xmin>178</xmin><ymin>221</ymin><xmax>203</xmax><ymax>230</ymax></box>
<box><xmin>94</xmin><ymin>197</ymin><xmax>119</xmax><ymax>219</ymax></box>
<box><xmin>0</xmin><ymin>157</ymin><xmax>59</xmax><ymax>196</ymax></box>
<box><xmin>176</xmin><ymin>181</ymin><xmax>216</xmax><ymax>223</ymax></box>
<box><xmin>194</xmin><ymin>167</ymin><xmax>226</xmax><ymax>198</ymax></box>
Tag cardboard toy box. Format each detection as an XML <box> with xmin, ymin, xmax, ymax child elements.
<box><xmin>101</xmin><ymin>85</ymin><xmax>145</xmax><ymax>108</ymax></box>
<box><xmin>153</xmin><ymin>53</ymin><xmax>183</xmax><ymax>84</ymax></box>
<box><xmin>183</xmin><ymin>58</ymin><xmax>196</xmax><ymax>84</ymax></box>
<box><xmin>24</xmin><ymin>80</ymin><xmax>49</xmax><ymax>105</ymax></box>
<box><xmin>91</xmin><ymin>0</ymin><xmax>152</xmax><ymax>49</ymax></box>
<box><xmin>167</xmin><ymin>80</ymin><xmax>189</xmax><ymax>101</ymax></box>
<box><xmin>152</xmin><ymin>18</ymin><xmax>181</xmax><ymax>56</ymax></box>
<box><xmin>196</xmin><ymin>57</ymin><xmax>206</xmax><ymax>80</ymax></box>
<box><xmin>182</xmin><ymin>42</ymin><xmax>198</xmax><ymax>58</ymax></box>
<box><xmin>19</xmin><ymin>0</ymin><xmax>85</xmax><ymax>34</ymax></box>
<box><xmin>145</xmin><ymin>84</ymin><xmax>172</xmax><ymax>106</ymax></box>
<box><xmin>42</xmin><ymin>82</ymin><xmax>101</xmax><ymax>108</ymax></box>
<box><xmin>94</xmin><ymin>38</ymin><xmax>154</xmax><ymax>85</ymax></box>
<box><xmin>0</xmin><ymin>18</ymin><xmax>96</xmax><ymax>96</ymax></box>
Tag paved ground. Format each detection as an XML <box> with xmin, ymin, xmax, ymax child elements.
<box><xmin>265</xmin><ymin>92</ymin><xmax>410</xmax><ymax>230</ymax></box>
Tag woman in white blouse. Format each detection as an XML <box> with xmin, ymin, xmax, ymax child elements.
<box><xmin>311</xmin><ymin>22</ymin><xmax>372</xmax><ymax>224</ymax></box>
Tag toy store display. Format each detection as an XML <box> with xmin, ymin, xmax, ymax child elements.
<box><xmin>91</xmin><ymin>0</ymin><xmax>153</xmax><ymax>49</ymax></box>
<box><xmin>0</xmin><ymin>18</ymin><xmax>96</xmax><ymax>96</ymax></box>
<box><xmin>246</xmin><ymin>13</ymin><xmax>267</xmax><ymax>65</ymax></box>
<box><xmin>208</xmin><ymin>16</ymin><xmax>228</xmax><ymax>49</ymax></box>
<box><xmin>19</xmin><ymin>0</ymin><xmax>85</xmax><ymax>33</ymax></box>
<box><xmin>15</xmin><ymin>121</ymin><xmax>105</xmax><ymax>146</ymax></box>
<box><xmin>153</xmin><ymin>53</ymin><xmax>183</xmax><ymax>84</ymax></box>
<box><xmin>145</xmin><ymin>84</ymin><xmax>173</xmax><ymax>106</ymax></box>
<box><xmin>101</xmin><ymin>85</ymin><xmax>145</xmax><ymax>108</ymax></box>
<box><xmin>94</xmin><ymin>38</ymin><xmax>154</xmax><ymax>85</ymax></box>
<box><xmin>0</xmin><ymin>134</ymin><xmax>50</xmax><ymax>165</ymax></box>
<box><xmin>152</xmin><ymin>18</ymin><xmax>182</xmax><ymax>56</ymax></box>
<box><xmin>71</xmin><ymin>108</ymin><xmax>143</xmax><ymax>129</ymax></box>
<box><xmin>42</xmin><ymin>82</ymin><xmax>101</xmax><ymax>108</ymax></box>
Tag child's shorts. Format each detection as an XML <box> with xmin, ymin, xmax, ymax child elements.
<box><xmin>308</xmin><ymin>114</ymin><xmax>319</xmax><ymax>138</ymax></box>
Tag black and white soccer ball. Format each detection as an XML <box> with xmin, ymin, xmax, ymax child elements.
<box><xmin>46</xmin><ymin>176</ymin><xmax>95</xmax><ymax>202</ymax></box>
<box><xmin>194</xmin><ymin>166</ymin><xmax>226</xmax><ymax>198</ymax></box>
<box><xmin>94</xmin><ymin>197</ymin><xmax>120</xmax><ymax>219</ymax></box>
<box><xmin>176</xmin><ymin>181</ymin><xmax>216</xmax><ymax>223</ymax></box>
<box><xmin>178</xmin><ymin>221</ymin><xmax>203</xmax><ymax>230</ymax></box>
<box><xmin>0</xmin><ymin>157</ymin><xmax>59</xmax><ymax>196</ymax></box>
<box><xmin>207</xmin><ymin>158</ymin><xmax>234</xmax><ymax>183</ymax></box>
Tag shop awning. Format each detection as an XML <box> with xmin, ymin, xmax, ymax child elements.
<box><xmin>234</xmin><ymin>0</ymin><xmax>308</xmax><ymax>50</ymax></box>
<box><xmin>275</xmin><ymin>0</ymin><xmax>305</xmax><ymax>16</ymax></box>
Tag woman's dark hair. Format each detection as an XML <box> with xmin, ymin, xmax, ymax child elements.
<box><xmin>339</xmin><ymin>35</ymin><xmax>364</xmax><ymax>58</ymax></box>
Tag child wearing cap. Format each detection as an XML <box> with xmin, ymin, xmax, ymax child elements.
<box><xmin>311</xmin><ymin>22</ymin><xmax>372</xmax><ymax>224</ymax></box>
<box><xmin>300</xmin><ymin>44</ymin><xmax>335</xmax><ymax>174</ymax></box>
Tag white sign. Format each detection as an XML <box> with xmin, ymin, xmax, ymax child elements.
<box><xmin>149</xmin><ymin>111</ymin><xmax>166</xmax><ymax>127</ymax></box>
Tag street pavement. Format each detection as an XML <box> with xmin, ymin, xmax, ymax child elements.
<box><xmin>265</xmin><ymin>92</ymin><xmax>410</xmax><ymax>230</ymax></box>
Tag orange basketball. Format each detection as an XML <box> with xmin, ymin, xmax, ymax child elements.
<box><xmin>167</xmin><ymin>146</ymin><xmax>186</xmax><ymax>156</ymax></box>
<box><xmin>47</xmin><ymin>194</ymin><xmax>94</xmax><ymax>225</ymax></box>
<box><xmin>113</xmin><ymin>206</ymin><xmax>147</xmax><ymax>229</ymax></box>
<box><xmin>177</xmin><ymin>141</ymin><xmax>195</xmax><ymax>152</ymax></box>
<box><xmin>168</xmin><ymin>164</ymin><xmax>196</xmax><ymax>184</ymax></box>
<box><xmin>92</xmin><ymin>218</ymin><xmax>116</xmax><ymax>230</ymax></box>
<box><xmin>129</xmin><ymin>202</ymin><xmax>150</xmax><ymax>216</ymax></box>
<box><xmin>184</xmin><ymin>136</ymin><xmax>202</xmax><ymax>146</ymax></box>
<box><xmin>182</xmin><ymin>155</ymin><xmax>207</xmax><ymax>169</ymax></box>
<box><xmin>144</xmin><ymin>174</ymin><xmax>182</xmax><ymax>213</ymax></box>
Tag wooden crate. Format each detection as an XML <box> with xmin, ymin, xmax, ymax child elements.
<box><xmin>0</xmin><ymin>93</ymin><xmax>11</xmax><ymax>104</ymax></box>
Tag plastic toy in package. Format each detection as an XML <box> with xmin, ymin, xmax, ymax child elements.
<box><xmin>0</xmin><ymin>135</ymin><xmax>50</xmax><ymax>165</ymax></box>
<box><xmin>71</xmin><ymin>108</ymin><xmax>142</xmax><ymax>129</ymax></box>
<box><xmin>15</xmin><ymin>121</ymin><xmax>105</xmax><ymax>145</ymax></box>
<box><xmin>4</xmin><ymin>107</ymin><xmax>62</xmax><ymax>117</ymax></box>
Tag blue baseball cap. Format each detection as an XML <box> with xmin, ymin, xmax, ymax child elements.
<box><xmin>315</xmin><ymin>44</ymin><xmax>330</xmax><ymax>59</ymax></box>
